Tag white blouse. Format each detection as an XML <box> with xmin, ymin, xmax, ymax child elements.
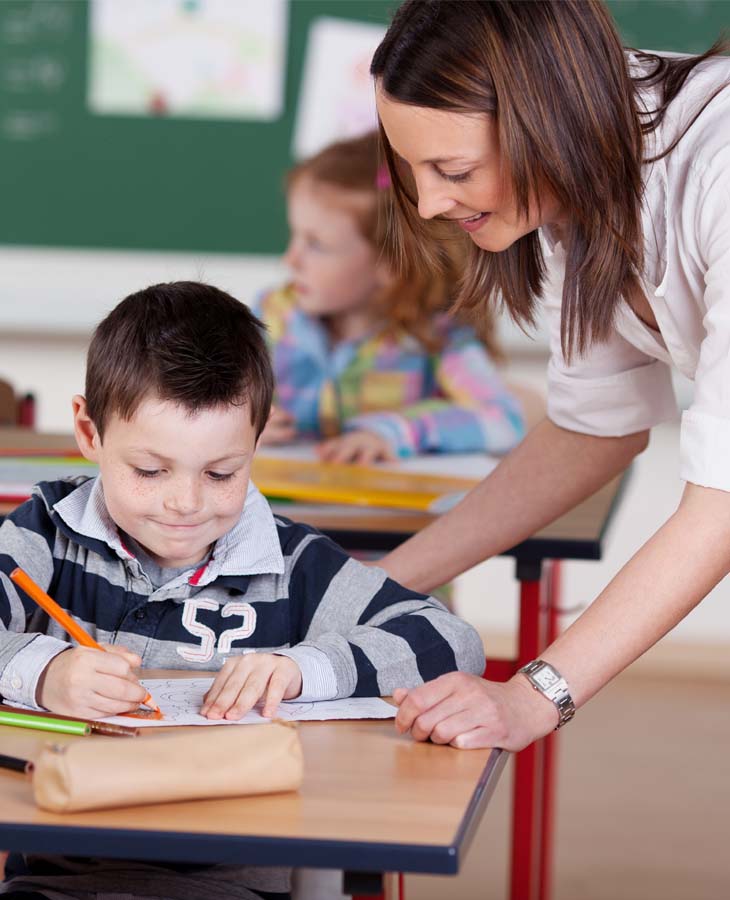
<box><xmin>545</xmin><ymin>53</ymin><xmax>730</xmax><ymax>492</ymax></box>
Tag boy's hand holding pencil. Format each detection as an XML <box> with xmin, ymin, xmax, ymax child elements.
<box><xmin>9</xmin><ymin>567</ymin><xmax>161</xmax><ymax>719</ymax></box>
<box><xmin>36</xmin><ymin>644</ymin><xmax>149</xmax><ymax>720</ymax></box>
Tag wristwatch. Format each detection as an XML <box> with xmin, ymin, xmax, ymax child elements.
<box><xmin>518</xmin><ymin>659</ymin><xmax>576</xmax><ymax>729</ymax></box>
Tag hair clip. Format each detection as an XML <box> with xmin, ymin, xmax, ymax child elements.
<box><xmin>376</xmin><ymin>164</ymin><xmax>392</xmax><ymax>190</ymax></box>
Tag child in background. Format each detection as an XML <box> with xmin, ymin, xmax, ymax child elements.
<box><xmin>0</xmin><ymin>282</ymin><xmax>485</xmax><ymax>900</ymax></box>
<box><xmin>255</xmin><ymin>131</ymin><xmax>524</xmax><ymax>464</ymax></box>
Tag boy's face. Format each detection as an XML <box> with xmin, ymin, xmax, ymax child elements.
<box><xmin>73</xmin><ymin>394</ymin><xmax>258</xmax><ymax>569</ymax></box>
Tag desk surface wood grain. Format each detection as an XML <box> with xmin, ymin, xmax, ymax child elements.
<box><xmin>0</xmin><ymin>671</ymin><xmax>504</xmax><ymax>873</ymax></box>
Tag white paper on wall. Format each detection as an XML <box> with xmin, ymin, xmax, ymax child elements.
<box><xmin>87</xmin><ymin>0</ymin><xmax>288</xmax><ymax>121</ymax></box>
<box><xmin>292</xmin><ymin>16</ymin><xmax>386</xmax><ymax>160</ymax></box>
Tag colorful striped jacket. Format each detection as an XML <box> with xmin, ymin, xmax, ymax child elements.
<box><xmin>254</xmin><ymin>286</ymin><xmax>525</xmax><ymax>457</ymax></box>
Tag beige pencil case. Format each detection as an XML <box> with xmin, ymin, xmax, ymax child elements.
<box><xmin>32</xmin><ymin>722</ymin><xmax>303</xmax><ymax>813</ymax></box>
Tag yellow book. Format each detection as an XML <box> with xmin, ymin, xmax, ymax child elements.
<box><xmin>0</xmin><ymin>452</ymin><xmax>480</xmax><ymax>514</ymax></box>
<box><xmin>251</xmin><ymin>456</ymin><xmax>479</xmax><ymax>512</ymax></box>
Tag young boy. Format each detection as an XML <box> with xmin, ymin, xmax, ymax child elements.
<box><xmin>0</xmin><ymin>281</ymin><xmax>485</xmax><ymax>900</ymax></box>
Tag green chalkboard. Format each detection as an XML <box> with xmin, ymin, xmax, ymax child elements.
<box><xmin>0</xmin><ymin>0</ymin><xmax>727</xmax><ymax>255</ymax></box>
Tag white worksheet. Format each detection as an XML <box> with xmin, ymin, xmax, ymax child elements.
<box><xmin>102</xmin><ymin>678</ymin><xmax>396</xmax><ymax>728</ymax></box>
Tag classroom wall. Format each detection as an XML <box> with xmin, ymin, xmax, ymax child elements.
<box><xmin>4</xmin><ymin>0</ymin><xmax>724</xmax><ymax>265</ymax></box>
<box><xmin>0</xmin><ymin>244</ymin><xmax>286</xmax><ymax>427</ymax></box>
<box><xmin>0</xmin><ymin>242</ymin><xmax>546</xmax><ymax>419</ymax></box>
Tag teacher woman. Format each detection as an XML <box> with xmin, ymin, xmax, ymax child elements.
<box><xmin>370</xmin><ymin>0</ymin><xmax>730</xmax><ymax>751</ymax></box>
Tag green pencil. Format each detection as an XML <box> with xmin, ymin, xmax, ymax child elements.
<box><xmin>0</xmin><ymin>709</ymin><xmax>90</xmax><ymax>736</ymax></box>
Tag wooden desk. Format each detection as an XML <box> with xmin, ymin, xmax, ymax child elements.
<box><xmin>0</xmin><ymin>671</ymin><xmax>505</xmax><ymax>892</ymax></box>
<box><xmin>0</xmin><ymin>427</ymin><xmax>77</xmax><ymax>454</ymax></box>
<box><xmin>271</xmin><ymin>474</ymin><xmax>622</xmax><ymax>562</ymax></box>
<box><xmin>0</xmin><ymin>429</ymin><xmax>626</xmax><ymax>900</ymax></box>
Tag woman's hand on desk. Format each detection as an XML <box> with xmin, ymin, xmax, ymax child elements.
<box><xmin>318</xmin><ymin>430</ymin><xmax>396</xmax><ymax>465</ymax></box>
<box><xmin>200</xmin><ymin>653</ymin><xmax>303</xmax><ymax>720</ymax></box>
<box><xmin>37</xmin><ymin>644</ymin><xmax>147</xmax><ymax>719</ymax></box>
<box><xmin>392</xmin><ymin>672</ymin><xmax>558</xmax><ymax>752</ymax></box>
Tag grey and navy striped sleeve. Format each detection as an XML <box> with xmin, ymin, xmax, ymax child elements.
<box><xmin>0</xmin><ymin>494</ymin><xmax>71</xmax><ymax>707</ymax></box>
<box><xmin>277</xmin><ymin>522</ymin><xmax>485</xmax><ymax>699</ymax></box>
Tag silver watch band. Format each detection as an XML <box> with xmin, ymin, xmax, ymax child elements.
<box><xmin>518</xmin><ymin>659</ymin><xmax>576</xmax><ymax>729</ymax></box>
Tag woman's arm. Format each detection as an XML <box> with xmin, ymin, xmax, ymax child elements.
<box><xmin>545</xmin><ymin>480</ymin><xmax>730</xmax><ymax>706</ymax></box>
<box><xmin>380</xmin><ymin>418</ymin><xmax>648</xmax><ymax>593</ymax></box>
<box><xmin>393</xmin><ymin>479</ymin><xmax>730</xmax><ymax>750</ymax></box>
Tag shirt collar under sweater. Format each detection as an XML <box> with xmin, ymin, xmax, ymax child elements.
<box><xmin>49</xmin><ymin>475</ymin><xmax>285</xmax><ymax>584</ymax></box>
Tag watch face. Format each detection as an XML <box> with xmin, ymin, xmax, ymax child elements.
<box><xmin>534</xmin><ymin>668</ymin><xmax>559</xmax><ymax>690</ymax></box>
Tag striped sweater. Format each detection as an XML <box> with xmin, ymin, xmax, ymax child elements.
<box><xmin>0</xmin><ymin>476</ymin><xmax>485</xmax><ymax>715</ymax></box>
<box><xmin>0</xmin><ymin>475</ymin><xmax>484</xmax><ymax>899</ymax></box>
<box><xmin>254</xmin><ymin>286</ymin><xmax>525</xmax><ymax>456</ymax></box>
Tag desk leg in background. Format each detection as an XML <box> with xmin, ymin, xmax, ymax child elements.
<box><xmin>509</xmin><ymin>559</ymin><xmax>560</xmax><ymax>900</ymax></box>
<box><xmin>539</xmin><ymin>561</ymin><xmax>562</xmax><ymax>900</ymax></box>
<box><xmin>347</xmin><ymin>871</ymin><xmax>401</xmax><ymax>900</ymax></box>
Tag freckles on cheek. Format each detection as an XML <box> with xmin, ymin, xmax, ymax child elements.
<box><xmin>112</xmin><ymin>475</ymin><xmax>158</xmax><ymax>514</ymax></box>
<box><xmin>216</xmin><ymin>482</ymin><xmax>248</xmax><ymax>518</ymax></box>
<box><xmin>124</xmin><ymin>478</ymin><xmax>154</xmax><ymax>499</ymax></box>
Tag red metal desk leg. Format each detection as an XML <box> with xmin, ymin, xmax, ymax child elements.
<box><xmin>510</xmin><ymin>560</ymin><xmax>549</xmax><ymax>900</ymax></box>
<box><xmin>538</xmin><ymin>560</ymin><xmax>562</xmax><ymax>900</ymax></box>
<box><xmin>385</xmin><ymin>559</ymin><xmax>564</xmax><ymax>900</ymax></box>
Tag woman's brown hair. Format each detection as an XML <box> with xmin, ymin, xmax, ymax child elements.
<box><xmin>370</xmin><ymin>0</ymin><xmax>728</xmax><ymax>359</ymax></box>
<box><xmin>288</xmin><ymin>130</ymin><xmax>502</xmax><ymax>359</ymax></box>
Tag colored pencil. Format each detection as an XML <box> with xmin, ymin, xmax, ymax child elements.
<box><xmin>0</xmin><ymin>709</ymin><xmax>90</xmax><ymax>736</ymax></box>
<box><xmin>0</xmin><ymin>753</ymin><xmax>34</xmax><ymax>774</ymax></box>
<box><xmin>0</xmin><ymin>704</ymin><xmax>139</xmax><ymax>737</ymax></box>
<box><xmin>9</xmin><ymin>567</ymin><xmax>162</xmax><ymax>717</ymax></box>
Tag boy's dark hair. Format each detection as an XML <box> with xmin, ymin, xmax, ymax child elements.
<box><xmin>86</xmin><ymin>281</ymin><xmax>274</xmax><ymax>439</ymax></box>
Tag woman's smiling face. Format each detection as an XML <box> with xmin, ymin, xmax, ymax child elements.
<box><xmin>375</xmin><ymin>87</ymin><xmax>565</xmax><ymax>252</ymax></box>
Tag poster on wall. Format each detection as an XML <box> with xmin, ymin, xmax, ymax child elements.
<box><xmin>292</xmin><ymin>16</ymin><xmax>386</xmax><ymax>159</ymax></box>
<box><xmin>87</xmin><ymin>0</ymin><xmax>287</xmax><ymax>120</ymax></box>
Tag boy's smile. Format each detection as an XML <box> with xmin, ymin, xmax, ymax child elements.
<box><xmin>73</xmin><ymin>394</ymin><xmax>258</xmax><ymax>568</ymax></box>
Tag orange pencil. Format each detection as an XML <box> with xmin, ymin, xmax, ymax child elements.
<box><xmin>9</xmin><ymin>566</ymin><xmax>162</xmax><ymax>718</ymax></box>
